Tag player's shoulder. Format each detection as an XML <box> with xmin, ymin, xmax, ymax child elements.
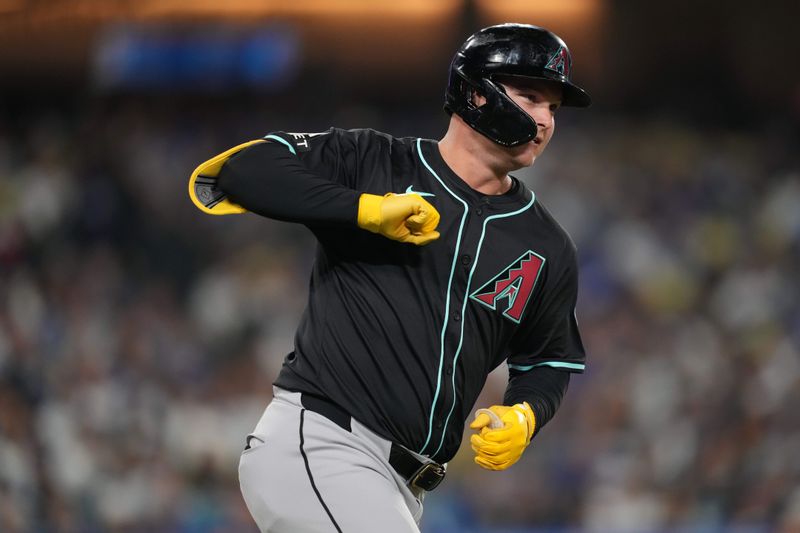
<box><xmin>266</xmin><ymin>127</ymin><xmax>416</xmax><ymax>150</ymax></box>
<box><xmin>334</xmin><ymin>127</ymin><xmax>417</xmax><ymax>152</ymax></box>
<box><xmin>527</xmin><ymin>192</ymin><xmax>578</xmax><ymax>261</ymax></box>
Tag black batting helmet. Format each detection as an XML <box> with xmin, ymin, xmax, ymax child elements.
<box><xmin>444</xmin><ymin>23</ymin><xmax>591</xmax><ymax>147</ymax></box>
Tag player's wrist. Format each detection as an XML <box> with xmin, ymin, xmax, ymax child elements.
<box><xmin>514</xmin><ymin>402</ymin><xmax>536</xmax><ymax>443</ymax></box>
<box><xmin>357</xmin><ymin>193</ymin><xmax>384</xmax><ymax>233</ymax></box>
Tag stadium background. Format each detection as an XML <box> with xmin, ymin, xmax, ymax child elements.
<box><xmin>1</xmin><ymin>1</ymin><xmax>799</xmax><ymax>531</ymax></box>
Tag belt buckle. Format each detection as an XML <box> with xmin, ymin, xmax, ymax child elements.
<box><xmin>410</xmin><ymin>462</ymin><xmax>445</xmax><ymax>492</ymax></box>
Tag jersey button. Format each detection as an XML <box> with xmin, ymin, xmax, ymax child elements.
<box><xmin>476</xmin><ymin>208</ymin><xmax>483</xmax><ymax>216</ymax></box>
<box><xmin>446</xmin><ymin>365</ymin><xmax>453</xmax><ymax>375</ymax></box>
<box><xmin>453</xmin><ymin>312</ymin><xmax>461</xmax><ymax>322</ymax></box>
<box><xmin>435</xmin><ymin>420</ymin><xmax>443</xmax><ymax>429</ymax></box>
<box><xmin>461</xmin><ymin>254</ymin><xmax>471</xmax><ymax>266</ymax></box>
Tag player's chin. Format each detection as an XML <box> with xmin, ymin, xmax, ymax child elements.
<box><xmin>506</xmin><ymin>142</ymin><xmax>540</xmax><ymax>167</ymax></box>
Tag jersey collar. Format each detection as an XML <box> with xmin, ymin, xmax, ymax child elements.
<box><xmin>420</xmin><ymin>139</ymin><xmax>533</xmax><ymax>208</ymax></box>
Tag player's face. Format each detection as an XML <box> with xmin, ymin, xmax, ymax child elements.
<box><xmin>495</xmin><ymin>77</ymin><xmax>563</xmax><ymax>166</ymax></box>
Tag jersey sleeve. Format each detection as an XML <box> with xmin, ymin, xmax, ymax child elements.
<box><xmin>261</xmin><ymin>129</ymin><xmax>352</xmax><ymax>186</ymax></box>
<box><xmin>506</xmin><ymin>239</ymin><xmax>586</xmax><ymax>374</ymax></box>
<box><xmin>263</xmin><ymin>128</ymin><xmax>388</xmax><ymax>191</ymax></box>
<box><xmin>211</xmin><ymin>128</ymin><xmax>385</xmax><ymax>226</ymax></box>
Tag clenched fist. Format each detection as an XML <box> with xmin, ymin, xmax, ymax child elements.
<box><xmin>357</xmin><ymin>193</ymin><xmax>441</xmax><ymax>245</ymax></box>
<box><xmin>469</xmin><ymin>402</ymin><xmax>536</xmax><ymax>471</ymax></box>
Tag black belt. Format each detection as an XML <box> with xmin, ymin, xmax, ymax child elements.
<box><xmin>300</xmin><ymin>393</ymin><xmax>446</xmax><ymax>492</ymax></box>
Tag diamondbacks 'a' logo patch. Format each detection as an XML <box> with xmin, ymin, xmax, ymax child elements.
<box><xmin>470</xmin><ymin>250</ymin><xmax>546</xmax><ymax>324</ymax></box>
<box><xmin>545</xmin><ymin>46</ymin><xmax>570</xmax><ymax>77</ymax></box>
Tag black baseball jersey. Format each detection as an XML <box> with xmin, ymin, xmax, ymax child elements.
<box><xmin>224</xmin><ymin>128</ymin><xmax>585</xmax><ymax>463</ymax></box>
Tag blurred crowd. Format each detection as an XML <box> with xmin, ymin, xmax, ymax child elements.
<box><xmin>0</xmin><ymin>99</ymin><xmax>798</xmax><ymax>532</ymax></box>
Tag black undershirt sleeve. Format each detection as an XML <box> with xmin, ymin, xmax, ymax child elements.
<box><xmin>504</xmin><ymin>366</ymin><xmax>570</xmax><ymax>437</ymax></box>
<box><xmin>216</xmin><ymin>141</ymin><xmax>361</xmax><ymax>226</ymax></box>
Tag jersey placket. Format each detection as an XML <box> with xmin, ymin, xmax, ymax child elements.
<box><xmin>415</xmin><ymin>138</ymin><xmax>517</xmax><ymax>458</ymax></box>
<box><xmin>432</xmin><ymin>195</ymin><xmax>538</xmax><ymax>458</ymax></box>
<box><xmin>428</xmin><ymin>206</ymin><xmax>486</xmax><ymax>457</ymax></box>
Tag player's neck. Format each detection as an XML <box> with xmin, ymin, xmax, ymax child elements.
<box><xmin>438</xmin><ymin>123</ymin><xmax>515</xmax><ymax>196</ymax></box>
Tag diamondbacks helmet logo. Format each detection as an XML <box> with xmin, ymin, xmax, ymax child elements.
<box><xmin>470</xmin><ymin>250</ymin><xmax>546</xmax><ymax>323</ymax></box>
<box><xmin>545</xmin><ymin>46</ymin><xmax>570</xmax><ymax>77</ymax></box>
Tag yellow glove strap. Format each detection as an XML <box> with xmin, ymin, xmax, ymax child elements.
<box><xmin>356</xmin><ymin>193</ymin><xmax>385</xmax><ymax>233</ymax></box>
<box><xmin>516</xmin><ymin>402</ymin><xmax>536</xmax><ymax>444</ymax></box>
<box><xmin>188</xmin><ymin>139</ymin><xmax>266</xmax><ymax>215</ymax></box>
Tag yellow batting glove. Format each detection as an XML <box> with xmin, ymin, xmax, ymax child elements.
<box><xmin>357</xmin><ymin>193</ymin><xmax>441</xmax><ymax>246</ymax></box>
<box><xmin>469</xmin><ymin>402</ymin><xmax>536</xmax><ymax>471</ymax></box>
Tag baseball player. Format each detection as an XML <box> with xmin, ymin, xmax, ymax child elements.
<box><xmin>189</xmin><ymin>23</ymin><xmax>589</xmax><ymax>532</ymax></box>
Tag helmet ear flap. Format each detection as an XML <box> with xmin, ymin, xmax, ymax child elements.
<box><xmin>452</xmin><ymin>75</ymin><xmax>538</xmax><ymax>147</ymax></box>
<box><xmin>466</xmin><ymin>86</ymin><xmax>484</xmax><ymax>111</ymax></box>
<box><xmin>445</xmin><ymin>56</ymin><xmax>538</xmax><ymax>147</ymax></box>
<box><xmin>453</xmin><ymin>65</ymin><xmax>482</xmax><ymax>111</ymax></box>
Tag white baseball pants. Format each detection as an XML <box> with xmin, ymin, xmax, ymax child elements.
<box><xmin>238</xmin><ymin>387</ymin><xmax>424</xmax><ymax>532</ymax></box>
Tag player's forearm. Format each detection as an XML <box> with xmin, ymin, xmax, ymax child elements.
<box><xmin>504</xmin><ymin>366</ymin><xmax>570</xmax><ymax>437</ymax></box>
<box><xmin>217</xmin><ymin>141</ymin><xmax>360</xmax><ymax>225</ymax></box>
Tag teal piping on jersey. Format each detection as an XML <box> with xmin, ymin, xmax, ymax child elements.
<box><xmin>263</xmin><ymin>134</ymin><xmax>297</xmax><ymax>155</ymax></box>
<box><xmin>508</xmin><ymin>361</ymin><xmax>586</xmax><ymax>371</ymax></box>
<box><xmin>431</xmin><ymin>192</ymin><xmax>536</xmax><ymax>458</ymax></box>
<box><xmin>415</xmin><ymin>138</ymin><xmax>470</xmax><ymax>456</ymax></box>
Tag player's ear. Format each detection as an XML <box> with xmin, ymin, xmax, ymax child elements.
<box><xmin>470</xmin><ymin>89</ymin><xmax>488</xmax><ymax>108</ymax></box>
